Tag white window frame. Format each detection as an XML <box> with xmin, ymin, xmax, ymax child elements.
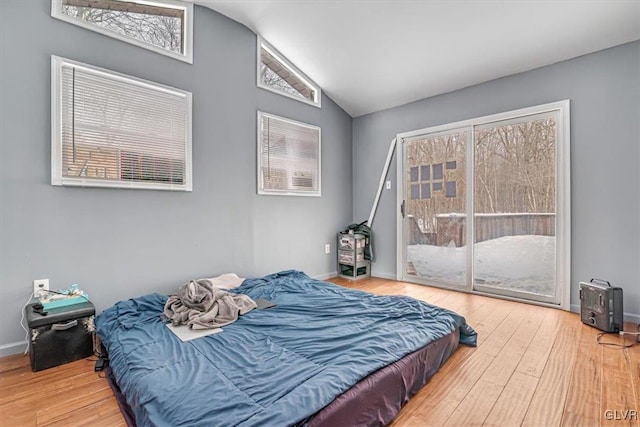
<box><xmin>51</xmin><ymin>56</ymin><xmax>193</xmax><ymax>191</ymax></box>
<box><xmin>257</xmin><ymin>111</ymin><xmax>322</xmax><ymax>197</ymax></box>
<box><xmin>257</xmin><ymin>36</ymin><xmax>321</xmax><ymax>108</ymax></box>
<box><xmin>396</xmin><ymin>100</ymin><xmax>570</xmax><ymax>310</ymax></box>
<box><xmin>51</xmin><ymin>0</ymin><xmax>194</xmax><ymax>64</ymax></box>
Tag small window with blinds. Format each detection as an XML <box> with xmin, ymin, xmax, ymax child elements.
<box><xmin>51</xmin><ymin>56</ymin><xmax>192</xmax><ymax>191</ymax></box>
<box><xmin>51</xmin><ymin>0</ymin><xmax>194</xmax><ymax>63</ymax></box>
<box><xmin>257</xmin><ymin>37</ymin><xmax>321</xmax><ymax>108</ymax></box>
<box><xmin>258</xmin><ymin>112</ymin><xmax>321</xmax><ymax>196</ymax></box>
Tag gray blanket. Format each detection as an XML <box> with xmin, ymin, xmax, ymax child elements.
<box><xmin>164</xmin><ymin>278</ymin><xmax>257</xmax><ymax>330</ymax></box>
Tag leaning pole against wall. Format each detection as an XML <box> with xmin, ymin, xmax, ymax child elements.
<box><xmin>367</xmin><ymin>138</ymin><xmax>398</xmax><ymax>228</ymax></box>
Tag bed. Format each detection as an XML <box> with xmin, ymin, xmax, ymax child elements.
<box><xmin>96</xmin><ymin>270</ymin><xmax>477</xmax><ymax>426</ymax></box>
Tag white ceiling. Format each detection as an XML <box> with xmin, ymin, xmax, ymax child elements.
<box><xmin>197</xmin><ymin>1</ymin><xmax>640</xmax><ymax>117</ymax></box>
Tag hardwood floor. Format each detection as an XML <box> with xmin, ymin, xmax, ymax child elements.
<box><xmin>1</xmin><ymin>277</ymin><xmax>638</xmax><ymax>426</ymax></box>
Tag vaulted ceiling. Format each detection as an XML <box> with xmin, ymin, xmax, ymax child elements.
<box><xmin>198</xmin><ymin>1</ymin><xmax>640</xmax><ymax>117</ymax></box>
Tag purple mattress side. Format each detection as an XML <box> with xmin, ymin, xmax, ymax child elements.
<box><xmin>306</xmin><ymin>328</ymin><xmax>460</xmax><ymax>427</ymax></box>
<box><xmin>105</xmin><ymin>366</ymin><xmax>137</xmax><ymax>427</ymax></box>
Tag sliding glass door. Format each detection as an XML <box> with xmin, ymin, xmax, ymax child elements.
<box><xmin>472</xmin><ymin>112</ymin><xmax>558</xmax><ymax>303</ymax></box>
<box><xmin>403</xmin><ymin>128</ymin><xmax>468</xmax><ymax>290</ymax></box>
<box><xmin>398</xmin><ymin>102</ymin><xmax>569</xmax><ymax>306</ymax></box>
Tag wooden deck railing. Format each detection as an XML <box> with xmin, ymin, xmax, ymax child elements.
<box><xmin>408</xmin><ymin>213</ymin><xmax>555</xmax><ymax>247</ymax></box>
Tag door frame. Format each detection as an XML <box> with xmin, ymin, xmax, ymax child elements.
<box><xmin>396</xmin><ymin>100</ymin><xmax>571</xmax><ymax>310</ymax></box>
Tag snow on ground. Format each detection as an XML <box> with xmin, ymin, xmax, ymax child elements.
<box><xmin>407</xmin><ymin>235</ymin><xmax>555</xmax><ymax>295</ymax></box>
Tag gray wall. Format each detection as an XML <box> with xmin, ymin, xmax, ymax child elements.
<box><xmin>353</xmin><ymin>41</ymin><xmax>640</xmax><ymax>320</ymax></box>
<box><xmin>0</xmin><ymin>1</ymin><xmax>353</xmax><ymax>355</ymax></box>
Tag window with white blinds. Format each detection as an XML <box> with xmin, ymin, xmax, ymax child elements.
<box><xmin>257</xmin><ymin>112</ymin><xmax>321</xmax><ymax>196</ymax></box>
<box><xmin>51</xmin><ymin>56</ymin><xmax>192</xmax><ymax>190</ymax></box>
<box><xmin>257</xmin><ymin>37</ymin><xmax>321</xmax><ymax>108</ymax></box>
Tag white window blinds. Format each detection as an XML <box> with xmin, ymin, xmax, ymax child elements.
<box><xmin>258</xmin><ymin>112</ymin><xmax>321</xmax><ymax>196</ymax></box>
<box><xmin>51</xmin><ymin>56</ymin><xmax>192</xmax><ymax>190</ymax></box>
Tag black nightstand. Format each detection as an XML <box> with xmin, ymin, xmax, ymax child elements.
<box><xmin>25</xmin><ymin>301</ymin><xmax>95</xmax><ymax>371</ymax></box>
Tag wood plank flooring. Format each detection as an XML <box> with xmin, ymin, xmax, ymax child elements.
<box><xmin>0</xmin><ymin>277</ymin><xmax>638</xmax><ymax>426</ymax></box>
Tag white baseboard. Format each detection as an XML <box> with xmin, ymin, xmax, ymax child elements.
<box><xmin>0</xmin><ymin>340</ymin><xmax>27</xmax><ymax>357</ymax></box>
<box><xmin>371</xmin><ymin>271</ymin><xmax>397</xmax><ymax>280</ymax></box>
<box><xmin>313</xmin><ymin>271</ymin><xmax>338</xmax><ymax>280</ymax></box>
<box><xmin>570</xmin><ymin>303</ymin><xmax>640</xmax><ymax>324</ymax></box>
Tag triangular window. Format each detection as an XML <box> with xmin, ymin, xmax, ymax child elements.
<box><xmin>258</xmin><ymin>37</ymin><xmax>321</xmax><ymax>107</ymax></box>
<box><xmin>52</xmin><ymin>0</ymin><xmax>193</xmax><ymax>63</ymax></box>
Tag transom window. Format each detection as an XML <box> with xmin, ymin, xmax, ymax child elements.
<box><xmin>51</xmin><ymin>56</ymin><xmax>192</xmax><ymax>191</ymax></box>
<box><xmin>51</xmin><ymin>0</ymin><xmax>194</xmax><ymax>63</ymax></box>
<box><xmin>257</xmin><ymin>37</ymin><xmax>321</xmax><ymax>107</ymax></box>
<box><xmin>257</xmin><ymin>112</ymin><xmax>321</xmax><ymax>196</ymax></box>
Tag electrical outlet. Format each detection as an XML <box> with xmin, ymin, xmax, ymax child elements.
<box><xmin>325</xmin><ymin>244</ymin><xmax>331</xmax><ymax>254</ymax></box>
<box><xmin>33</xmin><ymin>279</ymin><xmax>49</xmax><ymax>297</ymax></box>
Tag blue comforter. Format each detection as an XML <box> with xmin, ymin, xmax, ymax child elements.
<box><xmin>96</xmin><ymin>270</ymin><xmax>476</xmax><ymax>427</ymax></box>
